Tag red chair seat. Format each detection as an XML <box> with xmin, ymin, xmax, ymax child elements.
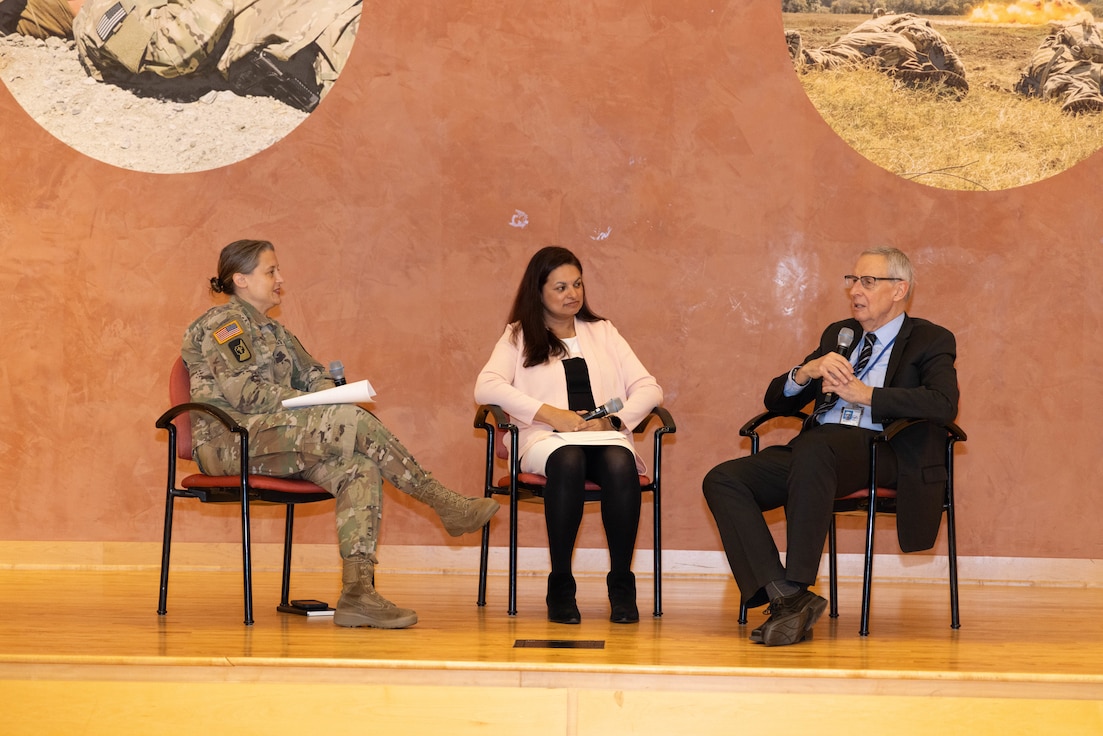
<box><xmin>836</xmin><ymin>487</ymin><xmax>897</xmax><ymax>501</ymax></box>
<box><xmin>181</xmin><ymin>473</ymin><xmax>329</xmax><ymax>495</ymax></box>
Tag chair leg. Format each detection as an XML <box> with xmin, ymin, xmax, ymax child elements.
<box><xmin>653</xmin><ymin>489</ymin><xmax>663</xmax><ymax>617</ymax></box>
<box><xmin>279</xmin><ymin>505</ymin><xmax>295</xmax><ymax>608</ymax></box>
<box><xmin>239</xmin><ymin>494</ymin><xmax>255</xmax><ymax>626</ymax></box>
<box><xmin>828</xmin><ymin>515</ymin><xmax>839</xmax><ymax>619</ymax></box>
<box><xmin>157</xmin><ymin>494</ymin><xmax>176</xmax><ymax>615</ymax></box>
<box><xmin>738</xmin><ymin>602</ymin><xmax>748</xmax><ymax>625</ymax></box>
<box><xmin>477</xmin><ymin>508</ymin><xmax>490</xmax><ymax>607</ymax></box>
<box><xmin>947</xmin><ymin>498</ymin><xmax>961</xmax><ymax>630</ymax></box>
<box><xmin>859</xmin><ymin>502</ymin><xmax>877</xmax><ymax>637</ymax></box>
<box><xmin>507</xmin><ymin>492</ymin><xmax>518</xmax><ymax>616</ymax></box>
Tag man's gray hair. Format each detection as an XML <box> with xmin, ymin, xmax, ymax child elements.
<box><xmin>862</xmin><ymin>246</ymin><xmax>914</xmax><ymax>298</ymax></box>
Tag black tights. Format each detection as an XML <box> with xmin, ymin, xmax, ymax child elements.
<box><xmin>543</xmin><ymin>445</ymin><xmax>641</xmax><ymax>577</ymax></box>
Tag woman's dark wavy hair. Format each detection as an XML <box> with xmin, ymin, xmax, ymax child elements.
<box><xmin>209</xmin><ymin>239</ymin><xmax>274</xmax><ymax>295</ymax></box>
<box><xmin>508</xmin><ymin>246</ymin><xmax>603</xmax><ymax>367</ymax></box>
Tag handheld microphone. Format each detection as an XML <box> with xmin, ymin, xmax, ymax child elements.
<box><xmin>821</xmin><ymin>327</ymin><xmax>854</xmax><ymax>405</ymax></box>
<box><xmin>329</xmin><ymin>360</ymin><xmax>347</xmax><ymax>386</ymax></box>
<box><xmin>581</xmin><ymin>397</ymin><xmax>624</xmax><ymax>422</ymax></box>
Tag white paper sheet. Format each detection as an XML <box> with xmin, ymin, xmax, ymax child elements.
<box><xmin>281</xmin><ymin>379</ymin><xmax>377</xmax><ymax>408</ymax></box>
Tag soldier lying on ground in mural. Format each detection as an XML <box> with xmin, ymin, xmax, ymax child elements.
<box><xmin>1</xmin><ymin>0</ymin><xmax>358</xmax><ymax>111</ymax></box>
<box><xmin>785</xmin><ymin>11</ymin><xmax>969</xmax><ymax>94</ymax></box>
<box><xmin>1015</xmin><ymin>17</ymin><xmax>1103</xmax><ymax>114</ymax></box>
<box><xmin>0</xmin><ymin>0</ymin><xmax>79</xmax><ymax>39</ymax></box>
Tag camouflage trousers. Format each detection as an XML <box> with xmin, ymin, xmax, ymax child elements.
<box><xmin>194</xmin><ymin>404</ymin><xmax>432</xmax><ymax>561</ymax></box>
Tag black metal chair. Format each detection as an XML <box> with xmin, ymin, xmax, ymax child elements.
<box><xmin>156</xmin><ymin>357</ymin><xmax>334</xmax><ymax>625</ymax></box>
<box><xmin>736</xmin><ymin>410</ymin><xmax>966</xmax><ymax>636</ymax></box>
<box><xmin>474</xmin><ymin>404</ymin><xmax>675</xmax><ymax>617</ymax></box>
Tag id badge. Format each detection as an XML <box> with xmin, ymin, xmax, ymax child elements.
<box><xmin>839</xmin><ymin>406</ymin><xmax>864</xmax><ymax>427</ymax></box>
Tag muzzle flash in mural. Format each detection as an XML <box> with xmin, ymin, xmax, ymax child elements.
<box><xmin>969</xmin><ymin>0</ymin><xmax>1090</xmax><ymax>25</ymax></box>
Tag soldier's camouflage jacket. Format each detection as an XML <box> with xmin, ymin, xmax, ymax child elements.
<box><xmin>181</xmin><ymin>296</ymin><xmax>341</xmax><ymax>474</ymax></box>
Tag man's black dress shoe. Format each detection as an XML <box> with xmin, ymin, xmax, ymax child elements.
<box><xmin>752</xmin><ymin>589</ymin><xmax>827</xmax><ymax>646</ymax></box>
<box><xmin>750</xmin><ymin>624</ymin><xmax>812</xmax><ymax>644</ymax></box>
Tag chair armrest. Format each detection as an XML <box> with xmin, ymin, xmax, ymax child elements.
<box><xmin>632</xmin><ymin>406</ymin><xmax>676</xmax><ymax>435</ymax></box>
<box><xmin>473</xmin><ymin>404</ymin><xmax>521</xmax><ymax>471</ymax></box>
<box><xmin>473</xmin><ymin>403</ymin><xmax>513</xmax><ymax>432</ymax></box>
<box><xmin>156</xmin><ymin>401</ymin><xmax>245</xmax><ymax>434</ymax></box>
<box><xmin>946</xmin><ymin>421</ymin><xmax>967</xmax><ymax>443</ymax></box>
<box><xmin>636</xmin><ymin>407</ymin><xmax>676</xmax><ymax>491</ymax></box>
<box><xmin>156</xmin><ymin>401</ymin><xmax>250</xmax><ymax>484</ymax></box>
<box><xmin>875</xmin><ymin>418</ymin><xmax>968</xmax><ymax>445</ymax></box>
<box><xmin>738</xmin><ymin>410</ymin><xmax>808</xmax><ymax>437</ymax></box>
<box><xmin>738</xmin><ymin>410</ymin><xmax>807</xmax><ymax>456</ymax></box>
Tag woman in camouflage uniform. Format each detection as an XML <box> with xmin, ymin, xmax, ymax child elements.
<box><xmin>183</xmin><ymin>239</ymin><xmax>498</xmax><ymax>629</ymax></box>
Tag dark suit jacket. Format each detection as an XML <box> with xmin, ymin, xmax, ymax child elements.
<box><xmin>763</xmin><ymin>314</ymin><xmax>959</xmax><ymax>552</ymax></box>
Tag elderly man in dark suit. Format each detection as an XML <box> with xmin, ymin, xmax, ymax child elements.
<box><xmin>703</xmin><ymin>246</ymin><xmax>958</xmax><ymax>646</ymax></box>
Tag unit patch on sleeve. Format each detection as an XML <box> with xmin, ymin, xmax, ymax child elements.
<box><xmin>228</xmin><ymin>338</ymin><xmax>252</xmax><ymax>363</ymax></box>
<box><xmin>214</xmin><ymin>320</ymin><xmax>244</xmax><ymax>344</ymax></box>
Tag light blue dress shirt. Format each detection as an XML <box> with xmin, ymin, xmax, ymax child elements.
<box><xmin>785</xmin><ymin>313</ymin><xmax>906</xmax><ymax>431</ymax></box>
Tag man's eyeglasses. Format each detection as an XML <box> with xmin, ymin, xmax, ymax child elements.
<box><xmin>844</xmin><ymin>275</ymin><xmax>903</xmax><ymax>289</ymax></box>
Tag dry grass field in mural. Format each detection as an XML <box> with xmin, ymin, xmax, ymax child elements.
<box><xmin>785</xmin><ymin>12</ymin><xmax>1103</xmax><ymax>190</ymax></box>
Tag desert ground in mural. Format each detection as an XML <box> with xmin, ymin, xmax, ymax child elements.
<box><xmin>0</xmin><ymin>34</ymin><xmax>308</xmax><ymax>174</ymax></box>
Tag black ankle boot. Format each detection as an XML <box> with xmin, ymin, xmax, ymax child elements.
<box><xmin>607</xmin><ymin>571</ymin><xmax>639</xmax><ymax>624</ymax></box>
<box><xmin>547</xmin><ymin>572</ymin><xmax>580</xmax><ymax>624</ymax></box>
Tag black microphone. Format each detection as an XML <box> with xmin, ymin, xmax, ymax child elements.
<box><xmin>581</xmin><ymin>397</ymin><xmax>624</xmax><ymax>421</ymax></box>
<box><xmin>329</xmin><ymin>360</ymin><xmax>347</xmax><ymax>386</ymax></box>
<box><xmin>821</xmin><ymin>327</ymin><xmax>854</xmax><ymax>405</ymax></box>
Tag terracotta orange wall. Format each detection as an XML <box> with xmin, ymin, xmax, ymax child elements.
<box><xmin>0</xmin><ymin>2</ymin><xmax>1096</xmax><ymax>561</ymax></box>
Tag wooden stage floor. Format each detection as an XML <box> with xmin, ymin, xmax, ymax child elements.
<box><xmin>3</xmin><ymin>568</ymin><xmax>1102</xmax><ymax>734</ymax></box>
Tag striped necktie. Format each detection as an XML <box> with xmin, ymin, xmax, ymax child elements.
<box><xmin>852</xmin><ymin>332</ymin><xmax>876</xmax><ymax>376</ymax></box>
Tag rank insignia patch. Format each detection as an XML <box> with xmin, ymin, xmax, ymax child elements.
<box><xmin>228</xmin><ymin>338</ymin><xmax>252</xmax><ymax>363</ymax></box>
<box><xmin>214</xmin><ymin>320</ymin><xmax>244</xmax><ymax>344</ymax></box>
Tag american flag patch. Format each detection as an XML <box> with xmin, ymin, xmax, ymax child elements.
<box><xmin>214</xmin><ymin>320</ymin><xmax>244</xmax><ymax>344</ymax></box>
<box><xmin>96</xmin><ymin>2</ymin><xmax>128</xmax><ymax>42</ymax></box>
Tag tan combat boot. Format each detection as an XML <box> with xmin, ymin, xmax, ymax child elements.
<box><xmin>411</xmin><ymin>478</ymin><xmax>499</xmax><ymax>536</ymax></box>
<box><xmin>333</xmin><ymin>558</ymin><xmax>418</xmax><ymax>629</ymax></box>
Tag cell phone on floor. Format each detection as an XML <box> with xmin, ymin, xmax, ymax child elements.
<box><xmin>290</xmin><ymin>599</ymin><xmax>329</xmax><ymax>611</ymax></box>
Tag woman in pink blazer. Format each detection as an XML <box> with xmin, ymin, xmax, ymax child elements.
<box><xmin>475</xmin><ymin>247</ymin><xmax>663</xmax><ymax>624</ymax></box>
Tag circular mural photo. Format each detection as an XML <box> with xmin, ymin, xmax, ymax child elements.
<box><xmin>782</xmin><ymin>0</ymin><xmax>1103</xmax><ymax>190</ymax></box>
<box><xmin>0</xmin><ymin>0</ymin><xmax>360</xmax><ymax>173</ymax></box>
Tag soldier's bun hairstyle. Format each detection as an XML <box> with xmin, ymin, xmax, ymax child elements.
<box><xmin>211</xmin><ymin>239</ymin><xmax>275</xmax><ymax>296</ymax></box>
